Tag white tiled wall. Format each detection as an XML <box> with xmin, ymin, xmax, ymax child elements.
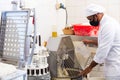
<box><xmin>65</xmin><ymin>0</ymin><xmax>120</xmax><ymax>24</ymax></box>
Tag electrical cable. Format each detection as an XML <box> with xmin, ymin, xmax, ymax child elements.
<box><xmin>59</xmin><ymin>3</ymin><xmax>68</xmax><ymax>27</ymax></box>
<box><xmin>65</xmin><ymin>8</ymin><xmax>68</xmax><ymax>27</ymax></box>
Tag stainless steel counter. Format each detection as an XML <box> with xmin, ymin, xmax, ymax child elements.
<box><xmin>60</xmin><ymin>35</ymin><xmax>97</xmax><ymax>41</ymax></box>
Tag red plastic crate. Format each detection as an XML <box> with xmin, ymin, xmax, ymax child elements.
<box><xmin>73</xmin><ymin>24</ymin><xmax>99</xmax><ymax>36</ymax></box>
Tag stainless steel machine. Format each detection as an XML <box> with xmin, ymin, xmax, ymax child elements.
<box><xmin>0</xmin><ymin>10</ymin><xmax>31</xmax><ymax>67</ymax></box>
<box><xmin>46</xmin><ymin>36</ymin><xmax>83</xmax><ymax>80</ymax></box>
<box><xmin>0</xmin><ymin>10</ymin><xmax>30</xmax><ymax>80</ymax></box>
<box><xmin>0</xmin><ymin>9</ymin><xmax>51</xmax><ymax>80</ymax></box>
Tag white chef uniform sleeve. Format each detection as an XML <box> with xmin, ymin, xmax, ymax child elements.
<box><xmin>93</xmin><ymin>23</ymin><xmax>115</xmax><ymax>64</ymax></box>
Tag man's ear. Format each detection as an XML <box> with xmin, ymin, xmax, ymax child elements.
<box><xmin>93</xmin><ymin>14</ymin><xmax>98</xmax><ymax>21</ymax></box>
<box><xmin>96</xmin><ymin>13</ymin><xmax>102</xmax><ymax>18</ymax></box>
<box><xmin>94</xmin><ymin>14</ymin><xmax>98</xmax><ymax>17</ymax></box>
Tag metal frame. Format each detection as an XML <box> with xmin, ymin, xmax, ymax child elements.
<box><xmin>0</xmin><ymin>10</ymin><xmax>30</xmax><ymax>68</ymax></box>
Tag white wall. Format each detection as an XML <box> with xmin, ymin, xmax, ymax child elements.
<box><xmin>65</xmin><ymin>0</ymin><xmax>120</xmax><ymax>25</ymax></box>
<box><xmin>0</xmin><ymin>0</ymin><xmax>66</xmax><ymax>44</ymax></box>
<box><xmin>24</xmin><ymin>0</ymin><xmax>66</xmax><ymax>44</ymax></box>
<box><xmin>0</xmin><ymin>0</ymin><xmax>12</xmax><ymax>11</ymax></box>
<box><xmin>1</xmin><ymin>0</ymin><xmax>120</xmax><ymax>44</ymax></box>
<box><xmin>0</xmin><ymin>0</ymin><xmax>13</xmax><ymax>17</ymax></box>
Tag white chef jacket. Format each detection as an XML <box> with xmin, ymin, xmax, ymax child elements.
<box><xmin>93</xmin><ymin>14</ymin><xmax>120</xmax><ymax>77</ymax></box>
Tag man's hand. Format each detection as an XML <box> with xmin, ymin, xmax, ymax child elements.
<box><xmin>79</xmin><ymin>61</ymin><xmax>98</xmax><ymax>77</ymax></box>
<box><xmin>82</xmin><ymin>39</ymin><xmax>92</xmax><ymax>44</ymax></box>
<box><xmin>79</xmin><ymin>66</ymin><xmax>92</xmax><ymax>77</ymax></box>
<box><xmin>82</xmin><ymin>39</ymin><xmax>98</xmax><ymax>46</ymax></box>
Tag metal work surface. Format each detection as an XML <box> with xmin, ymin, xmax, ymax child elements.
<box><xmin>28</xmin><ymin>73</ymin><xmax>50</xmax><ymax>80</ymax></box>
<box><xmin>1</xmin><ymin>69</ymin><xmax>26</xmax><ymax>80</ymax></box>
<box><xmin>62</xmin><ymin>35</ymin><xmax>97</xmax><ymax>41</ymax></box>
